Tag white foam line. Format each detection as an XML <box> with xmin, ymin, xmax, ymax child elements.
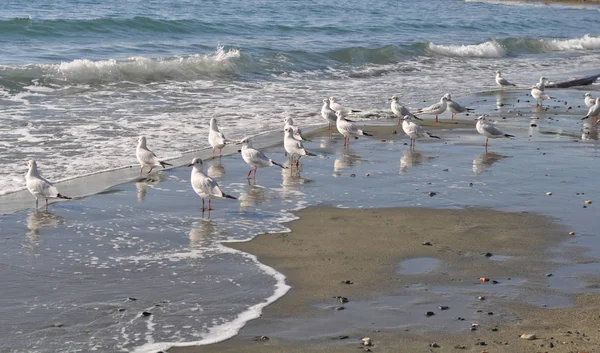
<box><xmin>130</xmin><ymin>244</ymin><xmax>291</xmax><ymax>353</ymax></box>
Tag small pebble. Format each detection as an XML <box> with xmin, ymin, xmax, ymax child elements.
<box><xmin>365</xmin><ymin>173</ymin><xmax>370</xmax><ymax>177</ymax></box>
<box><xmin>585</xmin><ymin>200</ymin><xmax>592</xmax><ymax>204</ymax></box>
<box><xmin>549</xmin><ymin>342</ymin><xmax>554</xmax><ymax>348</ymax></box>
<box><xmin>127</xmin><ymin>297</ymin><xmax>137</xmax><ymax>301</ymax></box>
<box><xmin>491</xmin><ymin>328</ymin><xmax>498</xmax><ymax>332</ymax></box>
<box><xmin>478</xmin><ymin>296</ymin><xmax>485</xmax><ymax>301</ymax></box>
<box><xmin>425</xmin><ymin>311</ymin><xmax>435</xmax><ymax>317</ymax></box>
<box><xmin>469</xmin><ymin>182</ymin><xmax>473</xmax><ymax>187</ymax></box>
<box><xmin>422</xmin><ymin>241</ymin><xmax>432</xmax><ymax>246</ymax></box>
<box><xmin>362</xmin><ymin>337</ymin><xmax>372</xmax><ymax>346</ymax></box>
<box><xmin>53</xmin><ymin>323</ymin><xmax>63</xmax><ymax>328</ymax></box>
<box><xmin>546</xmin><ymin>273</ymin><xmax>553</xmax><ymax>277</ymax></box>
<box><xmin>142</xmin><ymin>311</ymin><xmax>152</xmax><ymax>317</ymax></box>
<box><xmin>569</xmin><ymin>232</ymin><xmax>575</xmax><ymax>235</ymax></box>
<box><xmin>454</xmin><ymin>345</ymin><xmax>466</xmax><ymax>349</ymax></box>
<box><xmin>479</xmin><ymin>277</ymin><xmax>490</xmax><ymax>282</ymax></box>
<box><xmin>338</xmin><ymin>335</ymin><xmax>349</xmax><ymax>340</ymax></box>
<box><xmin>546</xmin><ymin>192</ymin><xmax>552</xmax><ymax>196</ymax></box>
<box><xmin>350</xmin><ymin>173</ymin><xmax>356</xmax><ymax>178</ymax></box>
<box><xmin>259</xmin><ymin>336</ymin><xmax>269</xmax><ymax>341</ymax></box>
<box><xmin>341</xmin><ymin>280</ymin><xmax>354</xmax><ymax>284</ymax></box>
<box><xmin>439</xmin><ymin>305</ymin><xmax>449</xmax><ymax>311</ymax></box>
<box><xmin>457</xmin><ymin>317</ymin><xmax>465</xmax><ymax>321</ymax></box>
<box><xmin>520</xmin><ymin>333</ymin><xmax>536</xmax><ymax>340</ymax></box>
<box><xmin>335</xmin><ymin>306</ymin><xmax>345</xmax><ymax>311</ymax></box>
<box><xmin>492</xmin><ymin>280</ymin><xmax>499</xmax><ymax>284</ymax></box>
<box><xmin>118</xmin><ymin>308</ymin><xmax>126</xmax><ymax>312</ymax></box>
<box><xmin>429</xmin><ymin>343</ymin><xmax>440</xmax><ymax>348</ymax></box>
<box><xmin>484</xmin><ymin>252</ymin><xmax>493</xmax><ymax>257</ymax></box>
<box><xmin>428</xmin><ymin>192</ymin><xmax>437</xmax><ymax>197</ymax></box>
<box><xmin>487</xmin><ymin>312</ymin><xmax>494</xmax><ymax>315</ymax></box>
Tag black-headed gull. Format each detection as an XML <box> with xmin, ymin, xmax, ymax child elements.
<box><xmin>584</xmin><ymin>93</ymin><xmax>595</xmax><ymax>108</ymax></box>
<box><xmin>530</xmin><ymin>77</ymin><xmax>551</xmax><ymax>107</ymax></box>
<box><xmin>283</xmin><ymin>117</ymin><xmax>309</xmax><ymax>141</ymax></box>
<box><xmin>238</xmin><ymin>136</ymin><xmax>286</xmax><ymax>179</ymax></box>
<box><xmin>475</xmin><ymin>116</ymin><xmax>514</xmax><ymax>151</ymax></box>
<box><xmin>329</xmin><ymin>96</ymin><xmax>361</xmax><ymax>115</ymax></box>
<box><xmin>444</xmin><ymin>93</ymin><xmax>475</xmax><ymax>120</ymax></box>
<box><xmin>189</xmin><ymin>158</ymin><xmax>236</xmax><ymax>212</ymax></box>
<box><xmin>26</xmin><ymin>159</ymin><xmax>72</xmax><ymax>209</ymax></box>
<box><xmin>283</xmin><ymin>127</ymin><xmax>316</xmax><ymax>167</ymax></box>
<box><xmin>415</xmin><ymin>96</ymin><xmax>447</xmax><ymax>123</ymax></box>
<box><xmin>400</xmin><ymin>115</ymin><xmax>440</xmax><ymax>148</ymax></box>
<box><xmin>209</xmin><ymin>118</ymin><xmax>230</xmax><ymax>159</ymax></box>
<box><xmin>391</xmin><ymin>95</ymin><xmax>420</xmax><ymax>126</ymax></box>
<box><xmin>321</xmin><ymin>99</ymin><xmax>337</xmax><ymax>130</ymax></box>
<box><xmin>136</xmin><ymin>136</ymin><xmax>172</xmax><ymax>175</ymax></box>
<box><xmin>582</xmin><ymin>97</ymin><xmax>600</xmax><ymax>122</ymax></box>
<box><xmin>335</xmin><ymin>110</ymin><xmax>372</xmax><ymax>147</ymax></box>
<box><xmin>495</xmin><ymin>70</ymin><xmax>515</xmax><ymax>90</ymax></box>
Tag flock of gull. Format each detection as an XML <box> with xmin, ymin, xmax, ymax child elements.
<box><xmin>24</xmin><ymin>72</ymin><xmax>600</xmax><ymax>211</ymax></box>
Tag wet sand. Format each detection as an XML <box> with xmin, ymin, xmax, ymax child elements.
<box><xmin>174</xmin><ymin>207</ymin><xmax>600</xmax><ymax>353</ymax></box>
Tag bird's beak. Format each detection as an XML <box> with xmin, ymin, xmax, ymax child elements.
<box><xmin>188</xmin><ymin>163</ymin><xmax>193</xmax><ymax>167</ymax></box>
<box><xmin>236</xmin><ymin>141</ymin><xmax>242</xmax><ymax>145</ymax></box>
<box><xmin>582</xmin><ymin>117</ymin><xmax>589</xmax><ymax>120</ymax></box>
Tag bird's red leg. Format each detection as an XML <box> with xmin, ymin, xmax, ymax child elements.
<box><xmin>36</xmin><ymin>199</ymin><xmax>38</xmax><ymax>208</ymax></box>
<box><xmin>140</xmin><ymin>167</ymin><xmax>143</xmax><ymax>176</ymax></box>
<box><xmin>435</xmin><ymin>115</ymin><xmax>439</xmax><ymax>123</ymax></box>
<box><xmin>247</xmin><ymin>169</ymin><xmax>253</xmax><ymax>178</ymax></box>
<box><xmin>201</xmin><ymin>198</ymin><xmax>205</xmax><ymax>212</ymax></box>
<box><xmin>147</xmin><ymin>167</ymin><xmax>153</xmax><ymax>174</ymax></box>
<box><xmin>208</xmin><ymin>199</ymin><xmax>212</xmax><ymax>211</ymax></box>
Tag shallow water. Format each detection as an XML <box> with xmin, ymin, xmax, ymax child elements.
<box><xmin>1</xmin><ymin>88</ymin><xmax>600</xmax><ymax>352</ymax></box>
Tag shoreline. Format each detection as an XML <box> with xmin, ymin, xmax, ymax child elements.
<box><xmin>172</xmin><ymin>206</ymin><xmax>600</xmax><ymax>353</ymax></box>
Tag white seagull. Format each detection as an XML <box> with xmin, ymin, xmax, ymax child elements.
<box><xmin>238</xmin><ymin>136</ymin><xmax>286</xmax><ymax>179</ymax></box>
<box><xmin>415</xmin><ymin>96</ymin><xmax>448</xmax><ymax>123</ymax></box>
<box><xmin>136</xmin><ymin>136</ymin><xmax>172</xmax><ymax>175</ymax></box>
<box><xmin>283</xmin><ymin>117</ymin><xmax>309</xmax><ymax>141</ymax></box>
<box><xmin>26</xmin><ymin>159</ymin><xmax>72</xmax><ymax>209</ymax></box>
<box><xmin>475</xmin><ymin>116</ymin><xmax>514</xmax><ymax>151</ymax></box>
<box><xmin>584</xmin><ymin>93</ymin><xmax>595</xmax><ymax>108</ymax></box>
<box><xmin>582</xmin><ymin>97</ymin><xmax>600</xmax><ymax>122</ymax></box>
<box><xmin>208</xmin><ymin>118</ymin><xmax>230</xmax><ymax>159</ymax></box>
<box><xmin>444</xmin><ymin>93</ymin><xmax>475</xmax><ymax>120</ymax></box>
<box><xmin>530</xmin><ymin>77</ymin><xmax>551</xmax><ymax>107</ymax></box>
<box><xmin>495</xmin><ymin>70</ymin><xmax>516</xmax><ymax>90</ymax></box>
<box><xmin>329</xmin><ymin>96</ymin><xmax>361</xmax><ymax>115</ymax></box>
<box><xmin>391</xmin><ymin>95</ymin><xmax>420</xmax><ymax>125</ymax></box>
<box><xmin>284</xmin><ymin>127</ymin><xmax>316</xmax><ymax>167</ymax></box>
<box><xmin>335</xmin><ymin>110</ymin><xmax>372</xmax><ymax>147</ymax></box>
<box><xmin>401</xmin><ymin>115</ymin><xmax>440</xmax><ymax>148</ymax></box>
<box><xmin>321</xmin><ymin>99</ymin><xmax>338</xmax><ymax>130</ymax></box>
<box><xmin>189</xmin><ymin>158</ymin><xmax>236</xmax><ymax>212</ymax></box>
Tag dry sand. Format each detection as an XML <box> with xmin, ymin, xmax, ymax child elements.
<box><xmin>172</xmin><ymin>206</ymin><xmax>600</xmax><ymax>353</ymax></box>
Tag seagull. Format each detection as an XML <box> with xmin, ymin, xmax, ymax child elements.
<box><xmin>475</xmin><ymin>116</ymin><xmax>514</xmax><ymax>151</ymax></box>
<box><xmin>582</xmin><ymin>97</ymin><xmax>600</xmax><ymax>122</ymax></box>
<box><xmin>335</xmin><ymin>110</ymin><xmax>372</xmax><ymax>147</ymax></box>
<box><xmin>238</xmin><ymin>136</ymin><xmax>286</xmax><ymax>179</ymax></box>
<box><xmin>209</xmin><ymin>118</ymin><xmax>230</xmax><ymax>159</ymax></box>
<box><xmin>283</xmin><ymin>117</ymin><xmax>309</xmax><ymax>141</ymax></box>
<box><xmin>584</xmin><ymin>93</ymin><xmax>595</xmax><ymax>108</ymax></box>
<box><xmin>391</xmin><ymin>95</ymin><xmax>420</xmax><ymax>125</ymax></box>
<box><xmin>400</xmin><ymin>115</ymin><xmax>440</xmax><ymax>148</ymax></box>
<box><xmin>415</xmin><ymin>96</ymin><xmax>448</xmax><ymax>123</ymax></box>
<box><xmin>444</xmin><ymin>93</ymin><xmax>475</xmax><ymax>120</ymax></box>
<box><xmin>189</xmin><ymin>158</ymin><xmax>236</xmax><ymax>212</ymax></box>
<box><xmin>136</xmin><ymin>136</ymin><xmax>173</xmax><ymax>175</ymax></box>
<box><xmin>321</xmin><ymin>99</ymin><xmax>338</xmax><ymax>130</ymax></box>
<box><xmin>26</xmin><ymin>159</ymin><xmax>72</xmax><ymax>209</ymax></box>
<box><xmin>495</xmin><ymin>70</ymin><xmax>516</xmax><ymax>90</ymax></box>
<box><xmin>329</xmin><ymin>96</ymin><xmax>361</xmax><ymax>115</ymax></box>
<box><xmin>530</xmin><ymin>77</ymin><xmax>551</xmax><ymax>107</ymax></box>
<box><xmin>284</xmin><ymin>127</ymin><xmax>316</xmax><ymax>167</ymax></box>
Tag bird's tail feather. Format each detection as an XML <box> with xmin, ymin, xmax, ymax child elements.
<box><xmin>160</xmin><ymin>161</ymin><xmax>173</xmax><ymax>168</ymax></box>
<box><xmin>306</xmin><ymin>151</ymin><xmax>317</xmax><ymax>156</ymax></box>
<box><xmin>57</xmin><ymin>193</ymin><xmax>72</xmax><ymax>200</ymax></box>
<box><xmin>351</xmin><ymin>109</ymin><xmax>362</xmax><ymax>113</ymax></box>
<box><xmin>466</xmin><ymin>108</ymin><xmax>475</xmax><ymax>111</ymax></box>
<box><xmin>224</xmin><ymin>194</ymin><xmax>237</xmax><ymax>200</ymax></box>
<box><xmin>427</xmin><ymin>133</ymin><xmax>441</xmax><ymax>139</ymax></box>
<box><xmin>272</xmin><ymin>160</ymin><xmax>287</xmax><ymax>169</ymax></box>
<box><xmin>361</xmin><ymin>131</ymin><xmax>373</xmax><ymax>137</ymax></box>
<box><xmin>504</xmin><ymin>134</ymin><xmax>514</xmax><ymax>138</ymax></box>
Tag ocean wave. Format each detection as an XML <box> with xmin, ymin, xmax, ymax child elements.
<box><xmin>426</xmin><ymin>41</ymin><xmax>506</xmax><ymax>58</ymax></box>
<box><xmin>0</xmin><ymin>47</ymin><xmax>244</xmax><ymax>87</ymax></box>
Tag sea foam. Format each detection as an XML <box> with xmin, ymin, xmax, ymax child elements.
<box><xmin>426</xmin><ymin>41</ymin><xmax>506</xmax><ymax>58</ymax></box>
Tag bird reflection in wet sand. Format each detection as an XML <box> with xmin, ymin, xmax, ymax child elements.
<box><xmin>207</xmin><ymin>159</ymin><xmax>226</xmax><ymax>181</ymax></box>
<box><xmin>238</xmin><ymin>185</ymin><xmax>267</xmax><ymax>211</ymax></box>
<box><xmin>135</xmin><ymin>173</ymin><xmax>166</xmax><ymax>202</ymax></box>
<box><xmin>188</xmin><ymin>219</ymin><xmax>218</xmax><ymax>248</ymax></box>
<box><xmin>25</xmin><ymin>210</ymin><xmax>65</xmax><ymax>253</ymax></box>
<box><xmin>582</xmin><ymin>120</ymin><xmax>599</xmax><ymax>141</ymax></box>
<box><xmin>473</xmin><ymin>152</ymin><xmax>510</xmax><ymax>174</ymax></box>
<box><xmin>281</xmin><ymin>168</ymin><xmax>312</xmax><ymax>197</ymax></box>
<box><xmin>333</xmin><ymin>150</ymin><xmax>360</xmax><ymax>176</ymax></box>
<box><xmin>399</xmin><ymin>150</ymin><xmax>423</xmax><ymax>173</ymax></box>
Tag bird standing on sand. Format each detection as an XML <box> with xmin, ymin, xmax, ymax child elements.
<box><xmin>475</xmin><ymin>116</ymin><xmax>514</xmax><ymax>151</ymax></box>
<box><xmin>582</xmin><ymin>97</ymin><xmax>600</xmax><ymax>122</ymax></box>
<box><xmin>400</xmin><ymin>115</ymin><xmax>440</xmax><ymax>148</ymax></box>
<box><xmin>415</xmin><ymin>96</ymin><xmax>448</xmax><ymax>123</ymax></box>
<box><xmin>189</xmin><ymin>158</ymin><xmax>236</xmax><ymax>212</ymax></box>
<box><xmin>208</xmin><ymin>118</ymin><xmax>230</xmax><ymax>159</ymax></box>
<box><xmin>391</xmin><ymin>95</ymin><xmax>419</xmax><ymax>125</ymax></box>
<box><xmin>530</xmin><ymin>77</ymin><xmax>551</xmax><ymax>107</ymax></box>
<box><xmin>495</xmin><ymin>70</ymin><xmax>516</xmax><ymax>90</ymax></box>
<box><xmin>283</xmin><ymin>117</ymin><xmax>309</xmax><ymax>141</ymax></box>
<box><xmin>329</xmin><ymin>96</ymin><xmax>361</xmax><ymax>115</ymax></box>
<box><xmin>335</xmin><ymin>110</ymin><xmax>373</xmax><ymax>147</ymax></box>
<box><xmin>584</xmin><ymin>93</ymin><xmax>595</xmax><ymax>108</ymax></box>
<box><xmin>444</xmin><ymin>93</ymin><xmax>475</xmax><ymax>120</ymax></box>
<box><xmin>136</xmin><ymin>136</ymin><xmax>172</xmax><ymax>175</ymax></box>
<box><xmin>238</xmin><ymin>136</ymin><xmax>286</xmax><ymax>179</ymax></box>
<box><xmin>283</xmin><ymin>127</ymin><xmax>316</xmax><ymax>167</ymax></box>
<box><xmin>26</xmin><ymin>159</ymin><xmax>72</xmax><ymax>209</ymax></box>
<box><xmin>321</xmin><ymin>99</ymin><xmax>338</xmax><ymax>130</ymax></box>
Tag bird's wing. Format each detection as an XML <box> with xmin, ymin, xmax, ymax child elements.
<box><xmin>483</xmin><ymin>123</ymin><xmax>505</xmax><ymax>136</ymax></box>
